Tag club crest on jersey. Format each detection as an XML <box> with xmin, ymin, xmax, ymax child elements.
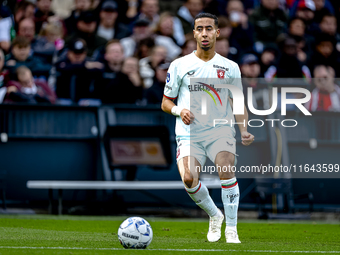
<box><xmin>217</xmin><ymin>69</ymin><xmax>225</xmax><ymax>79</ymax></box>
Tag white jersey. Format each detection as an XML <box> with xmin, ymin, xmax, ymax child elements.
<box><xmin>163</xmin><ymin>51</ymin><xmax>243</xmax><ymax>141</ymax></box>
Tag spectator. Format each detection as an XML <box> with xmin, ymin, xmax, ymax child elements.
<box><xmin>13</xmin><ymin>1</ymin><xmax>35</xmax><ymax>32</ymax></box>
<box><xmin>145</xmin><ymin>60</ymin><xmax>169</xmax><ymax>104</ymax></box>
<box><xmin>319</xmin><ymin>14</ymin><xmax>340</xmax><ymax>50</ymax></box>
<box><xmin>0</xmin><ymin>15</ymin><xmax>12</xmax><ymax>52</ymax></box>
<box><xmin>120</xmin><ymin>18</ymin><xmax>181</xmax><ymax>60</ymax></box>
<box><xmin>33</xmin><ymin>22</ymin><xmax>64</xmax><ymax>64</ymax></box>
<box><xmin>34</xmin><ymin>0</ymin><xmax>55</xmax><ymax>34</ymax></box>
<box><xmin>92</xmin><ymin>0</ymin><xmax>101</xmax><ymax>9</ymax></box>
<box><xmin>259</xmin><ymin>44</ymin><xmax>278</xmax><ymax>76</ymax></box>
<box><xmin>294</xmin><ymin>35</ymin><xmax>310</xmax><ymax>64</ymax></box>
<box><xmin>291</xmin><ymin>0</ymin><xmax>316</xmax><ymax>19</ymax></box>
<box><xmin>152</xmin><ymin>27</ymin><xmax>181</xmax><ymax>59</ymax></box>
<box><xmin>249</xmin><ymin>0</ymin><xmax>288</xmax><ymax>52</ymax></box>
<box><xmin>122</xmin><ymin>57</ymin><xmax>143</xmax><ymax>88</ymax></box>
<box><xmin>240</xmin><ymin>53</ymin><xmax>270</xmax><ymax>109</ymax></box>
<box><xmin>0</xmin><ymin>49</ymin><xmax>8</xmax><ymax>85</ymax></box>
<box><xmin>265</xmin><ymin>36</ymin><xmax>311</xmax><ymax>80</ymax></box>
<box><xmin>176</xmin><ymin>0</ymin><xmax>203</xmax><ymax>34</ymax></box>
<box><xmin>5</xmin><ymin>66</ymin><xmax>56</xmax><ymax>104</ymax></box>
<box><xmin>0</xmin><ymin>49</ymin><xmax>9</xmax><ymax>103</ymax></box>
<box><xmin>139</xmin><ymin>45</ymin><xmax>167</xmax><ymax>89</ymax></box>
<box><xmin>306</xmin><ymin>65</ymin><xmax>340</xmax><ymax>111</ymax></box>
<box><xmin>17</xmin><ymin>18</ymin><xmax>35</xmax><ymax>43</ymax></box>
<box><xmin>226</xmin><ymin>0</ymin><xmax>254</xmax><ymax>57</ymax></box>
<box><xmin>181</xmin><ymin>38</ymin><xmax>196</xmax><ymax>56</ymax></box>
<box><xmin>92</xmin><ymin>35</ymin><xmax>137</xmax><ymax>63</ymax></box>
<box><xmin>55</xmin><ymin>39</ymin><xmax>104</xmax><ymax>103</ymax></box>
<box><xmin>215</xmin><ymin>36</ymin><xmax>238</xmax><ymax>61</ymax></box>
<box><xmin>294</xmin><ymin>0</ymin><xmax>319</xmax><ymax>35</ymax></box>
<box><xmin>288</xmin><ymin>17</ymin><xmax>305</xmax><ymax>38</ymax></box>
<box><xmin>215</xmin><ymin>37</ymin><xmax>230</xmax><ymax>58</ymax></box>
<box><xmin>154</xmin><ymin>12</ymin><xmax>185</xmax><ymax>47</ymax></box>
<box><xmin>17</xmin><ymin>17</ymin><xmax>55</xmax><ymax>61</ymax></box>
<box><xmin>241</xmin><ymin>54</ymin><xmax>262</xmax><ymax>79</ymax></box>
<box><xmin>51</xmin><ymin>0</ymin><xmax>75</xmax><ymax>19</ymax></box>
<box><xmin>5</xmin><ymin>36</ymin><xmax>51</xmax><ymax>79</ymax></box>
<box><xmin>97</xmin><ymin>43</ymin><xmax>142</xmax><ymax>104</ymax></box>
<box><xmin>0</xmin><ymin>1</ymin><xmax>13</xmax><ymax>14</ymax></box>
<box><xmin>135</xmin><ymin>37</ymin><xmax>155</xmax><ymax>59</ymax></box>
<box><xmin>296</xmin><ymin>0</ymin><xmax>315</xmax><ymax>20</ymax></box>
<box><xmin>308</xmin><ymin>33</ymin><xmax>340</xmax><ymax>76</ymax></box>
<box><xmin>287</xmin><ymin>17</ymin><xmax>314</xmax><ymax>64</ymax></box>
<box><xmin>319</xmin><ymin>13</ymin><xmax>337</xmax><ymax>35</ymax></box>
<box><xmin>64</xmin><ymin>0</ymin><xmax>92</xmax><ymax>36</ymax></box>
<box><xmin>124</xmin><ymin>0</ymin><xmax>139</xmax><ymax>21</ymax></box>
<box><xmin>218</xmin><ymin>16</ymin><xmax>232</xmax><ymax>39</ymax></box>
<box><xmin>138</xmin><ymin>0</ymin><xmax>160</xmax><ymax>28</ymax></box>
<box><xmin>96</xmin><ymin>1</ymin><xmax>130</xmax><ymax>41</ymax></box>
<box><xmin>65</xmin><ymin>11</ymin><xmax>107</xmax><ymax>57</ymax></box>
<box><xmin>102</xmin><ymin>39</ymin><xmax>125</xmax><ymax>72</ymax></box>
<box><xmin>120</xmin><ymin>18</ymin><xmax>152</xmax><ymax>58</ymax></box>
<box><xmin>312</xmin><ymin>0</ymin><xmax>334</xmax><ymax>23</ymax></box>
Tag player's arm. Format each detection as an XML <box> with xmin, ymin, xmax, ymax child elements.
<box><xmin>230</xmin><ymin>64</ymin><xmax>255</xmax><ymax>146</ymax></box>
<box><xmin>230</xmin><ymin>98</ymin><xmax>255</xmax><ymax>146</ymax></box>
<box><xmin>161</xmin><ymin>61</ymin><xmax>194</xmax><ymax>125</ymax></box>
<box><xmin>161</xmin><ymin>97</ymin><xmax>194</xmax><ymax>125</ymax></box>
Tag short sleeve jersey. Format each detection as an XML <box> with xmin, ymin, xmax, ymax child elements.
<box><xmin>163</xmin><ymin>51</ymin><xmax>243</xmax><ymax>140</ymax></box>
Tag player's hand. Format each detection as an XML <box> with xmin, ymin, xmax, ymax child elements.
<box><xmin>241</xmin><ymin>131</ymin><xmax>254</xmax><ymax>146</ymax></box>
<box><xmin>180</xmin><ymin>109</ymin><xmax>195</xmax><ymax>125</ymax></box>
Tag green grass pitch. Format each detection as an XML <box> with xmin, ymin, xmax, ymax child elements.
<box><xmin>0</xmin><ymin>215</ymin><xmax>339</xmax><ymax>254</ymax></box>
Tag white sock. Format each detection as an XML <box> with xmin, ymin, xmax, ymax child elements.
<box><xmin>185</xmin><ymin>181</ymin><xmax>219</xmax><ymax>217</ymax></box>
<box><xmin>221</xmin><ymin>177</ymin><xmax>239</xmax><ymax>229</ymax></box>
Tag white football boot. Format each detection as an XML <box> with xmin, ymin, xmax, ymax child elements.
<box><xmin>225</xmin><ymin>229</ymin><xmax>241</xmax><ymax>243</ymax></box>
<box><xmin>207</xmin><ymin>209</ymin><xmax>224</xmax><ymax>242</ymax></box>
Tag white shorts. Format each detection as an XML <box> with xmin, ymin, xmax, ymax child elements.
<box><xmin>176</xmin><ymin>135</ymin><xmax>238</xmax><ymax>167</ymax></box>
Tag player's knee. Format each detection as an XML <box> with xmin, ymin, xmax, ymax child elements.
<box><xmin>216</xmin><ymin>151</ymin><xmax>234</xmax><ymax>163</ymax></box>
<box><xmin>183</xmin><ymin>173</ymin><xmax>194</xmax><ymax>188</ymax></box>
<box><xmin>219</xmin><ymin>171</ymin><xmax>235</xmax><ymax>180</ymax></box>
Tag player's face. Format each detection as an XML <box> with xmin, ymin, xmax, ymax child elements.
<box><xmin>193</xmin><ymin>18</ymin><xmax>220</xmax><ymax>52</ymax></box>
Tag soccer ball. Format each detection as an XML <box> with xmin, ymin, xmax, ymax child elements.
<box><xmin>118</xmin><ymin>217</ymin><xmax>153</xmax><ymax>249</ymax></box>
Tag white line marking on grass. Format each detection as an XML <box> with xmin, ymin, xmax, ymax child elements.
<box><xmin>0</xmin><ymin>247</ymin><xmax>339</xmax><ymax>253</ymax></box>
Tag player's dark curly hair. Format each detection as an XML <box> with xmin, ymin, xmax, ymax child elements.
<box><xmin>194</xmin><ymin>13</ymin><xmax>218</xmax><ymax>28</ymax></box>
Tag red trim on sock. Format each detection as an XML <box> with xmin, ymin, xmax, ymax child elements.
<box><xmin>221</xmin><ymin>181</ymin><xmax>238</xmax><ymax>189</ymax></box>
<box><xmin>187</xmin><ymin>182</ymin><xmax>201</xmax><ymax>194</ymax></box>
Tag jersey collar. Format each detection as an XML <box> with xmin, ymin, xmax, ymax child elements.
<box><xmin>192</xmin><ymin>50</ymin><xmax>218</xmax><ymax>64</ymax></box>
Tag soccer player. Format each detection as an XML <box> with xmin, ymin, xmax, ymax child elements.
<box><xmin>161</xmin><ymin>13</ymin><xmax>254</xmax><ymax>243</ymax></box>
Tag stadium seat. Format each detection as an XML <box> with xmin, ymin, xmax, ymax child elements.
<box><xmin>0</xmin><ymin>171</ymin><xmax>7</xmax><ymax>210</ymax></box>
<box><xmin>255</xmin><ymin>178</ymin><xmax>313</xmax><ymax>219</ymax></box>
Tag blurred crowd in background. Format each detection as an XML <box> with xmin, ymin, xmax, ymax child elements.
<box><xmin>0</xmin><ymin>0</ymin><xmax>340</xmax><ymax>111</ymax></box>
